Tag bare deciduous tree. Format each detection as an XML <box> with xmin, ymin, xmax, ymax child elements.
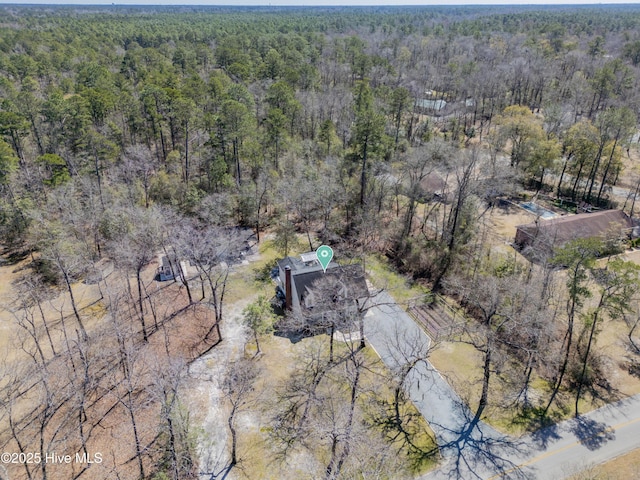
<box><xmin>221</xmin><ymin>358</ymin><xmax>260</xmax><ymax>468</ymax></box>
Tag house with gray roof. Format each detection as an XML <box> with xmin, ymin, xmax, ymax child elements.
<box><xmin>275</xmin><ymin>252</ymin><xmax>369</xmax><ymax>333</ymax></box>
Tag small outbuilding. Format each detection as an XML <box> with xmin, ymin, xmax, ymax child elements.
<box><xmin>419</xmin><ymin>172</ymin><xmax>447</xmax><ymax>201</ymax></box>
<box><xmin>157</xmin><ymin>255</ymin><xmax>175</xmax><ymax>281</ymax></box>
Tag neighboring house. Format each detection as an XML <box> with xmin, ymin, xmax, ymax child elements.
<box><xmin>275</xmin><ymin>252</ymin><xmax>369</xmax><ymax>332</ymax></box>
<box><xmin>419</xmin><ymin>172</ymin><xmax>447</xmax><ymax>201</ymax></box>
<box><xmin>514</xmin><ymin>209</ymin><xmax>634</xmax><ymax>259</ymax></box>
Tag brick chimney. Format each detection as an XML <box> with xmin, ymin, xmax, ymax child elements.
<box><xmin>285</xmin><ymin>266</ymin><xmax>292</xmax><ymax>310</ymax></box>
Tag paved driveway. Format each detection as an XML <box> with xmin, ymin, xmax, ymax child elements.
<box><xmin>364</xmin><ymin>290</ymin><xmax>512</xmax><ymax>478</ymax></box>
<box><xmin>364</xmin><ymin>289</ymin><xmax>640</xmax><ymax>479</ymax></box>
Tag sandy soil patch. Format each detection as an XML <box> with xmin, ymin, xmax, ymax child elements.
<box><xmin>0</xmin><ymin>253</ymin><xmax>103</xmax><ymax>358</ymax></box>
<box><xmin>0</xmin><ymin>249</ymin><xmax>225</xmax><ymax>480</ymax></box>
<box><xmin>0</xmin><ymin>257</ymin><xmax>25</xmax><ymax>353</ymax></box>
<box><xmin>616</xmin><ymin>249</ymin><xmax>640</xmax><ymax>266</ymax></box>
<box><xmin>189</xmin><ymin>298</ymin><xmax>251</xmax><ymax>480</ymax></box>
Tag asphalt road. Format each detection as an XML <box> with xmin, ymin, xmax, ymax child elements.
<box><xmin>363</xmin><ymin>289</ymin><xmax>640</xmax><ymax>480</ymax></box>
<box><xmin>499</xmin><ymin>394</ymin><xmax>640</xmax><ymax>480</ymax></box>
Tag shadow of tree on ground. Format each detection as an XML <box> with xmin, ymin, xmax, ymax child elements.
<box><xmin>569</xmin><ymin>416</ymin><xmax>615</xmax><ymax>451</ymax></box>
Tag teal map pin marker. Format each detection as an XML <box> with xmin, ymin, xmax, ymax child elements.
<box><xmin>316</xmin><ymin>245</ymin><xmax>333</xmax><ymax>273</ymax></box>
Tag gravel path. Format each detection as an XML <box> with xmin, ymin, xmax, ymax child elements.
<box><xmin>189</xmin><ymin>298</ymin><xmax>251</xmax><ymax>480</ymax></box>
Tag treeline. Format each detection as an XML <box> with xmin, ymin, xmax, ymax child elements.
<box><xmin>2</xmin><ymin>5</ymin><xmax>640</xmax><ymax>479</ymax></box>
<box><xmin>2</xmin><ymin>5</ymin><xmax>640</xmax><ymax>251</ymax></box>
<box><xmin>0</xmin><ymin>0</ymin><xmax>638</xmax><ymax>357</ymax></box>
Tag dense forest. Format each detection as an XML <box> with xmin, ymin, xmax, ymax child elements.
<box><xmin>3</xmin><ymin>4</ymin><xmax>640</xmax><ymax>480</ymax></box>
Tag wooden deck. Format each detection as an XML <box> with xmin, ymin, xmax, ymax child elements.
<box><xmin>408</xmin><ymin>298</ymin><xmax>459</xmax><ymax>340</ymax></box>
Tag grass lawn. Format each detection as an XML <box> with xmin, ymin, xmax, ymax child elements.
<box><xmin>567</xmin><ymin>447</ymin><xmax>640</xmax><ymax>479</ymax></box>
<box><xmin>224</xmin><ymin>239</ymin><xmax>281</xmax><ymax>304</ymax></box>
<box><xmin>365</xmin><ymin>253</ymin><xmax>431</xmax><ymax>305</ymax></box>
<box><xmin>214</xmin><ymin>239</ymin><xmax>439</xmax><ymax>477</ymax></box>
<box><xmin>431</xmin><ymin>338</ymin><xmax>555</xmax><ymax>435</ymax></box>
<box><xmin>234</xmin><ymin>334</ymin><xmax>439</xmax><ymax>479</ymax></box>
<box><xmin>430</xmin><ymin>316</ymin><xmax>640</xmax><ymax>436</ymax></box>
<box><xmin>218</xmin><ymin>235</ymin><xmax>640</xmax><ymax>471</ymax></box>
